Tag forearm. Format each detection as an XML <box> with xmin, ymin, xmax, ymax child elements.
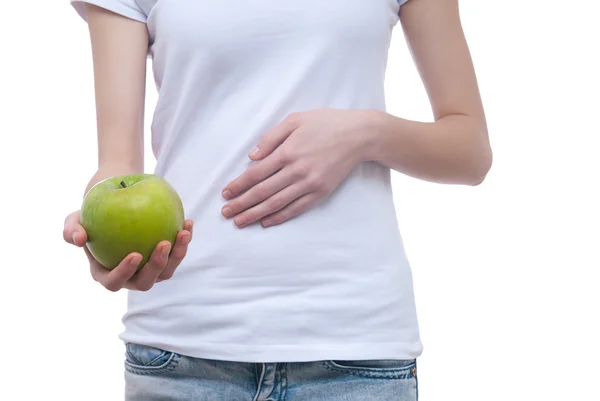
<box><xmin>362</xmin><ymin>111</ymin><xmax>492</xmax><ymax>185</ymax></box>
<box><xmin>82</xmin><ymin>4</ymin><xmax>149</xmax><ymax>197</ymax></box>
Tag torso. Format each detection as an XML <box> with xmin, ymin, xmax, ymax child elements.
<box><xmin>121</xmin><ymin>0</ymin><xmax>423</xmax><ymax>362</ymax></box>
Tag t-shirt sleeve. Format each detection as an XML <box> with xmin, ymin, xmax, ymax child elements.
<box><xmin>71</xmin><ymin>0</ymin><xmax>147</xmax><ymax>23</ymax></box>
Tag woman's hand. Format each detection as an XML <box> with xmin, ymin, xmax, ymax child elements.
<box><xmin>221</xmin><ymin>108</ymin><xmax>374</xmax><ymax>227</ymax></box>
<box><xmin>63</xmin><ymin>210</ymin><xmax>194</xmax><ymax>292</ymax></box>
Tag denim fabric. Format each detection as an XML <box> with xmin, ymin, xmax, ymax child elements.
<box><xmin>125</xmin><ymin>343</ymin><xmax>418</xmax><ymax>400</ymax></box>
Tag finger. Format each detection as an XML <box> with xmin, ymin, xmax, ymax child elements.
<box><xmin>127</xmin><ymin>241</ymin><xmax>172</xmax><ymax>291</ymax></box>
<box><xmin>234</xmin><ymin>183</ymin><xmax>309</xmax><ymax>228</ymax></box>
<box><xmin>157</xmin><ymin>222</ymin><xmax>194</xmax><ymax>282</ymax></box>
<box><xmin>222</xmin><ymin>167</ymin><xmax>297</xmax><ymax>220</ymax></box>
<box><xmin>88</xmin><ymin>248</ymin><xmax>142</xmax><ymax>292</ymax></box>
<box><xmin>261</xmin><ymin>192</ymin><xmax>320</xmax><ymax>227</ymax></box>
<box><xmin>222</xmin><ymin>153</ymin><xmax>284</xmax><ymax>200</ymax></box>
<box><xmin>63</xmin><ymin>211</ymin><xmax>87</xmax><ymax>246</ymax></box>
<box><xmin>64</xmin><ymin>210</ymin><xmax>80</xmax><ymax>227</ymax></box>
<box><xmin>70</xmin><ymin>226</ymin><xmax>88</xmax><ymax>247</ymax></box>
<box><xmin>248</xmin><ymin>113</ymin><xmax>300</xmax><ymax>161</ymax></box>
<box><xmin>157</xmin><ymin>231</ymin><xmax>192</xmax><ymax>282</ymax></box>
<box><xmin>184</xmin><ymin>220</ymin><xmax>194</xmax><ymax>238</ymax></box>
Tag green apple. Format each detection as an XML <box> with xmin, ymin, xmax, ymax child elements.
<box><xmin>80</xmin><ymin>174</ymin><xmax>185</xmax><ymax>270</ymax></box>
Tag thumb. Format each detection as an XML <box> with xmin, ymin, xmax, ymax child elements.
<box><xmin>63</xmin><ymin>211</ymin><xmax>88</xmax><ymax>246</ymax></box>
<box><xmin>70</xmin><ymin>226</ymin><xmax>88</xmax><ymax>247</ymax></box>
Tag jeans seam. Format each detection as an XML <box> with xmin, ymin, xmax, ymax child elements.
<box><xmin>125</xmin><ymin>353</ymin><xmax>180</xmax><ymax>376</ymax></box>
<box><xmin>281</xmin><ymin>363</ymin><xmax>288</xmax><ymax>401</ymax></box>
<box><xmin>415</xmin><ymin>360</ymin><xmax>419</xmax><ymax>400</ymax></box>
<box><xmin>322</xmin><ymin>361</ymin><xmax>415</xmax><ymax>379</ymax></box>
<box><xmin>252</xmin><ymin>363</ymin><xmax>266</xmax><ymax>401</ymax></box>
<box><xmin>127</xmin><ymin>350</ymin><xmax>168</xmax><ymax>367</ymax></box>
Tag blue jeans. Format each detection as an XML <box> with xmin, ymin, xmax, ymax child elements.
<box><xmin>125</xmin><ymin>343</ymin><xmax>419</xmax><ymax>400</ymax></box>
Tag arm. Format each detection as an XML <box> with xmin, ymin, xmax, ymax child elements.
<box><xmin>364</xmin><ymin>0</ymin><xmax>492</xmax><ymax>185</ymax></box>
<box><xmin>64</xmin><ymin>4</ymin><xmax>193</xmax><ymax>291</ymax></box>
<box><xmin>83</xmin><ymin>3</ymin><xmax>148</xmax><ymax>194</ymax></box>
<box><xmin>219</xmin><ymin>0</ymin><xmax>492</xmax><ymax>227</ymax></box>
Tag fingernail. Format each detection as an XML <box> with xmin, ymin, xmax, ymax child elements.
<box><xmin>222</xmin><ymin>207</ymin><xmax>233</xmax><ymax>218</ymax></box>
<box><xmin>249</xmin><ymin>147</ymin><xmax>260</xmax><ymax>157</ymax></box>
<box><xmin>161</xmin><ymin>246</ymin><xmax>171</xmax><ymax>259</ymax></box>
<box><xmin>262</xmin><ymin>219</ymin><xmax>273</xmax><ymax>227</ymax></box>
<box><xmin>189</xmin><ymin>221</ymin><xmax>194</xmax><ymax>235</ymax></box>
<box><xmin>181</xmin><ymin>235</ymin><xmax>191</xmax><ymax>245</ymax></box>
<box><xmin>130</xmin><ymin>255</ymin><xmax>142</xmax><ymax>268</ymax></box>
<box><xmin>71</xmin><ymin>231</ymin><xmax>78</xmax><ymax>243</ymax></box>
<box><xmin>234</xmin><ymin>215</ymin><xmax>247</xmax><ymax>227</ymax></box>
<box><xmin>222</xmin><ymin>189</ymin><xmax>233</xmax><ymax>200</ymax></box>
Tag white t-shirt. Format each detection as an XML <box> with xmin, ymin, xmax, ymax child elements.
<box><xmin>71</xmin><ymin>0</ymin><xmax>423</xmax><ymax>363</ymax></box>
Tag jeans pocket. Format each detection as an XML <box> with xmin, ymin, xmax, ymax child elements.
<box><xmin>124</xmin><ymin>343</ymin><xmax>180</xmax><ymax>375</ymax></box>
<box><xmin>323</xmin><ymin>359</ymin><xmax>417</xmax><ymax>379</ymax></box>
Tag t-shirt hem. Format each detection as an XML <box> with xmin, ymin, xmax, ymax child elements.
<box><xmin>71</xmin><ymin>0</ymin><xmax>147</xmax><ymax>23</ymax></box>
<box><xmin>119</xmin><ymin>334</ymin><xmax>424</xmax><ymax>363</ymax></box>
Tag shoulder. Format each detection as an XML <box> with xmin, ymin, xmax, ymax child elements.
<box><xmin>70</xmin><ymin>0</ymin><xmax>159</xmax><ymax>23</ymax></box>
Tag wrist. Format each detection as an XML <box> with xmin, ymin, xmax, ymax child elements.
<box><xmin>85</xmin><ymin>164</ymin><xmax>143</xmax><ymax>196</ymax></box>
<box><xmin>355</xmin><ymin>109</ymin><xmax>396</xmax><ymax>163</ymax></box>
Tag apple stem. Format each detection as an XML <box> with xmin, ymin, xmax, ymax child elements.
<box><xmin>120</xmin><ymin>181</ymin><xmax>127</xmax><ymax>188</ymax></box>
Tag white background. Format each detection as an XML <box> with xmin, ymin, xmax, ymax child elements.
<box><xmin>1</xmin><ymin>0</ymin><xmax>599</xmax><ymax>400</ymax></box>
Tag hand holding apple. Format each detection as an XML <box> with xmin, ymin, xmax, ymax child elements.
<box><xmin>63</xmin><ymin>174</ymin><xmax>194</xmax><ymax>292</ymax></box>
<box><xmin>81</xmin><ymin>174</ymin><xmax>186</xmax><ymax>268</ymax></box>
